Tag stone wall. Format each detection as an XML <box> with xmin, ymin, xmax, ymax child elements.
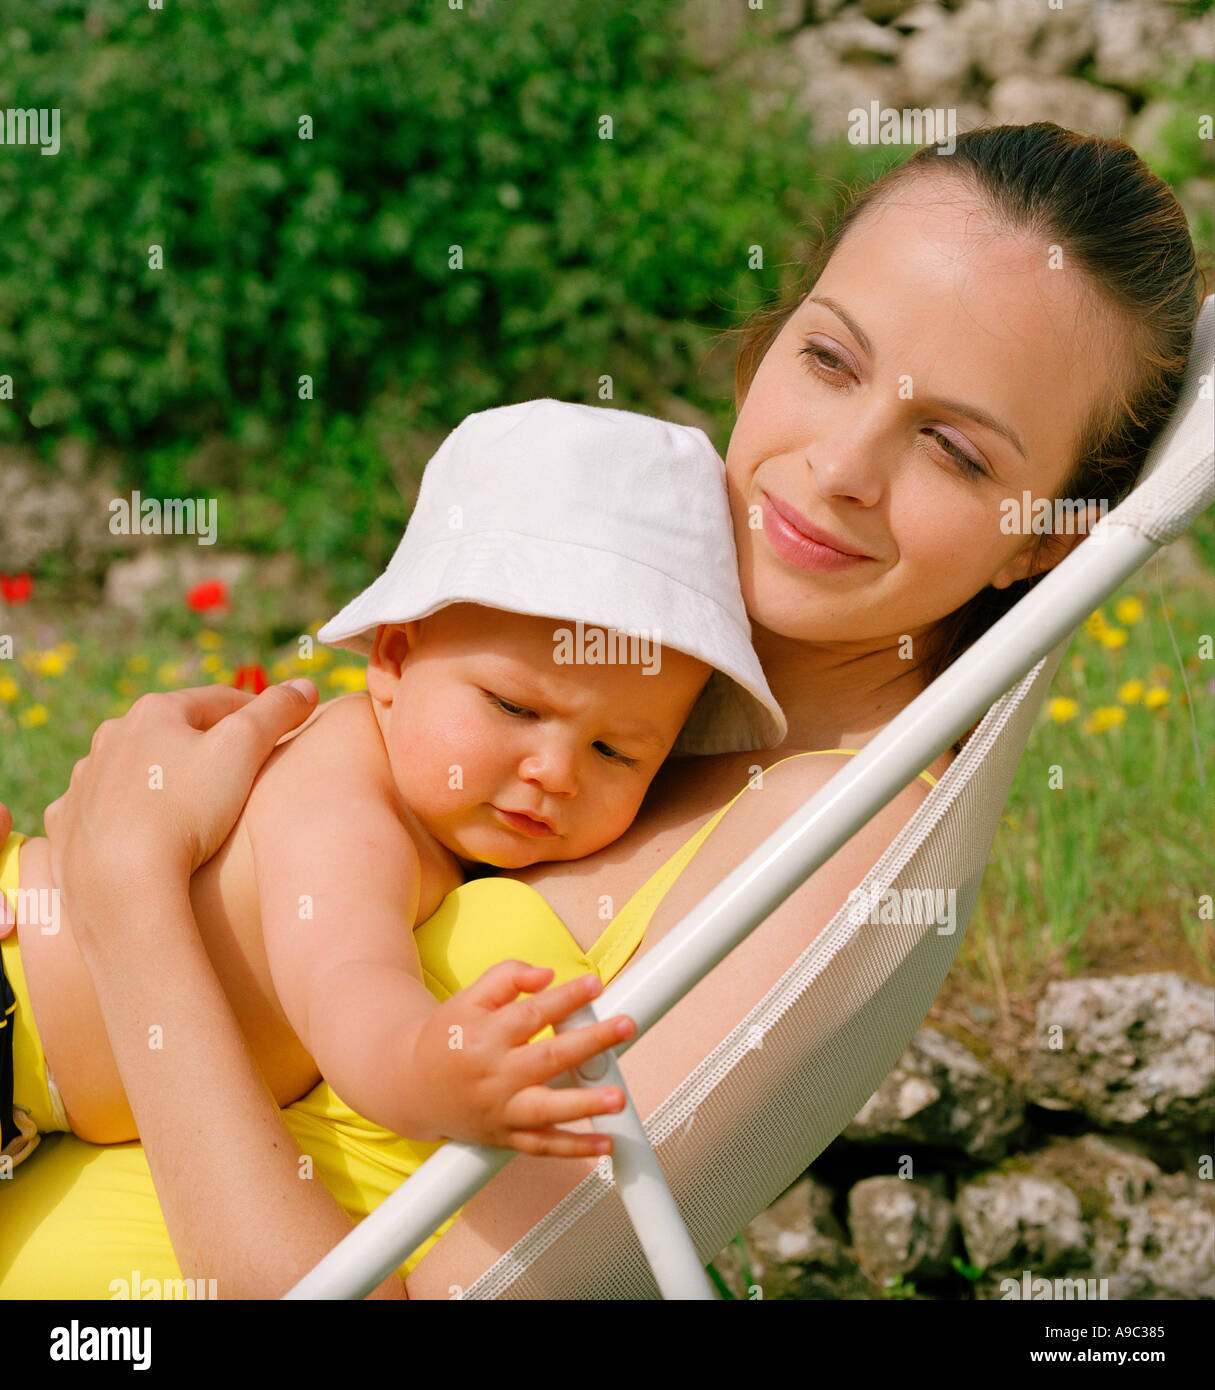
<box><xmin>677</xmin><ymin>0</ymin><xmax>1213</xmax><ymax>230</ymax></box>
<box><xmin>710</xmin><ymin>971</ymin><xmax>1215</xmax><ymax>1298</ymax></box>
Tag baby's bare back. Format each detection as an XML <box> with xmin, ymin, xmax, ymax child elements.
<box><xmin>19</xmin><ymin>692</ymin><xmax>448</xmax><ymax>1143</ymax></box>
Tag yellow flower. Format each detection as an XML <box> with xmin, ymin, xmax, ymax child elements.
<box><xmin>116</xmin><ymin>677</ymin><xmax>137</xmax><ymax>696</ymax></box>
<box><xmin>0</xmin><ymin>675</ymin><xmax>18</xmax><ymax>703</ymax></box>
<box><xmin>1084</xmin><ymin>706</ymin><xmax>1126</xmax><ymax>734</ymax></box>
<box><xmin>1117</xmin><ymin>680</ymin><xmax>1145</xmax><ymax>705</ymax></box>
<box><xmin>1114</xmin><ymin>597</ymin><xmax>1144</xmax><ymax>625</ymax></box>
<box><xmin>327</xmin><ymin>664</ymin><xmax>367</xmax><ymax>692</ymax></box>
<box><xmin>1083</xmin><ymin>610</ymin><xmax>1106</xmax><ymax>637</ymax></box>
<box><xmin>127</xmin><ymin>653</ymin><xmax>150</xmax><ymax>674</ymax></box>
<box><xmin>1048</xmin><ymin>697</ymin><xmax>1079</xmax><ymax>722</ymax></box>
<box><xmin>295</xmin><ymin>646</ymin><xmax>331</xmax><ymax>669</ymax></box>
<box><xmin>213</xmin><ymin>668</ymin><xmax>235</xmax><ymax>685</ymax></box>
<box><xmin>1099</xmin><ymin>627</ymin><xmax>1128</xmax><ymax>650</ymax></box>
<box><xmin>271</xmin><ymin>659</ymin><xmax>294</xmax><ymax>680</ymax></box>
<box><xmin>20</xmin><ymin>649</ymin><xmax>68</xmax><ymax>676</ymax></box>
<box><xmin>202</xmin><ymin>654</ymin><xmax>223</xmax><ymax>674</ymax></box>
<box><xmin>1143</xmin><ymin>687</ymin><xmax>1169</xmax><ymax>710</ymax></box>
<box><xmin>18</xmin><ymin>704</ymin><xmax>49</xmax><ymax>729</ymax></box>
<box><xmin>37</xmin><ymin>649</ymin><xmax>70</xmax><ymax>677</ymax></box>
<box><xmin>157</xmin><ymin>662</ymin><xmax>180</xmax><ymax>687</ymax></box>
<box><xmin>196</xmin><ymin>630</ymin><xmax>224</xmax><ymax>651</ymax></box>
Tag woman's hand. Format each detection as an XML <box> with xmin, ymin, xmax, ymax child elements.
<box><xmin>42</xmin><ymin>680</ymin><xmax>318</xmax><ymax>925</ymax></box>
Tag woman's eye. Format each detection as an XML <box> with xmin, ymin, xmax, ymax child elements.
<box><xmin>800</xmin><ymin>339</ymin><xmax>986</xmax><ymax>480</ymax></box>
<box><xmin>929</xmin><ymin>431</ymin><xmax>985</xmax><ymax>480</ymax></box>
<box><xmin>800</xmin><ymin>341</ymin><xmax>847</xmax><ymax>376</ymax></box>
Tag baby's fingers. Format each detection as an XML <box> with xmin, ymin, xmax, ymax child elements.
<box><xmin>495</xmin><ymin>971</ymin><xmax>606</xmax><ymax>1045</ymax></box>
<box><xmin>512</xmin><ymin>1011</ymin><xmax>637</xmax><ymax>1090</ymax></box>
<box><xmin>503</xmin><ymin>1081</ymin><xmax>626</xmax><ymax>1131</ymax></box>
<box><xmin>503</xmin><ymin>1127</ymin><xmax>615</xmax><ymax>1159</ymax></box>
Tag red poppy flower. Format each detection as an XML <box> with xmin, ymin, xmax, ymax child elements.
<box><xmin>187</xmin><ymin>580</ymin><xmax>228</xmax><ymax>612</ymax></box>
<box><xmin>232</xmin><ymin>664</ymin><xmax>268</xmax><ymax>694</ymax></box>
<box><xmin>0</xmin><ymin>573</ymin><xmax>33</xmax><ymax>604</ymax></box>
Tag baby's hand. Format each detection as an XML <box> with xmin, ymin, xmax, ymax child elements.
<box><xmin>405</xmin><ymin>963</ymin><xmax>636</xmax><ymax>1157</ymax></box>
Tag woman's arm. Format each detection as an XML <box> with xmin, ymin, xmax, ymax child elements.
<box><xmin>404</xmin><ymin>754</ymin><xmax>934</xmax><ymax>1296</ymax></box>
<box><xmin>81</xmin><ymin>870</ymin><xmax>406</xmax><ymax>1298</ymax></box>
<box><xmin>36</xmin><ymin>683</ymin><xmax>407</xmax><ymax>1300</ymax></box>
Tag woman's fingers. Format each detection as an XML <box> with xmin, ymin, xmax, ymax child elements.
<box><xmin>192</xmin><ymin>679</ymin><xmax>317</xmax><ymax>740</ymax></box>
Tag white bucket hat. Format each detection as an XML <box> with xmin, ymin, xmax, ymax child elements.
<box><xmin>317</xmin><ymin>398</ymin><xmax>787</xmax><ymax>756</ymax></box>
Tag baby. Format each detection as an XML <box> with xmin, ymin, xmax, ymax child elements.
<box><xmin>1</xmin><ymin>399</ymin><xmax>785</xmax><ymax>1173</ymax></box>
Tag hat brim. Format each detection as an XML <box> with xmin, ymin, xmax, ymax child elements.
<box><xmin>317</xmin><ymin>530</ymin><xmax>786</xmax><ymax>755</ymax></box>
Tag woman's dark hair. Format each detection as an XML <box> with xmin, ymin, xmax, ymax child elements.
<box><xmin>726</xmin><ymin>123</ymin><xmax>1209</xmax><ymax>726</ymax></box>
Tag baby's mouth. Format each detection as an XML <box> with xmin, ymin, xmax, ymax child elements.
<box><xmin>493</xmin><ymin>806</ymin><xmax>557</xmax><ymax>837</ymax></box>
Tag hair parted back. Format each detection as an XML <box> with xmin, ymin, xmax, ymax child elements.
<box><xmin>728</xmin><ymin>122</ymin><xmax>1209</xmax><ymax>700</ymax></box>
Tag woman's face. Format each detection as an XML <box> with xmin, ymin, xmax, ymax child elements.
<box><xmin>726</xmin><ymin>177</ymin><xmax>1122</xmax><ymax>652</ymax></box>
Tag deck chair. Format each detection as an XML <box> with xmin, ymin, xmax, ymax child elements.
<box><xmin>288</xmin><ymin>295</ymin><xmax>1214</xmax><ymax>1299</ymax></box>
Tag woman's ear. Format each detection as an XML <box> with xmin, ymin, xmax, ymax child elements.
<box><xmin>366</xmin><ymin>623</ymin><xmax>419</xmax><ymax>705</ymax></box>
<box><xmin>989</xmin><ymin>501</ymin><xmax>1104</xmax><ymax>590</ymax></box>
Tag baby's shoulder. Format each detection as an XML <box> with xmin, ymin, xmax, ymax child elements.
<box><xmin>248</xmin><ymin>691</ymin><xmax>392</xmax><ymax>813</ymax></box>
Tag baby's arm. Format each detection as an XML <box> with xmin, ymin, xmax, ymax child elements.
<box><xmin>244</xmin><ymin>750</ymin><xmax>449</xmax><ymax>1140</ymax></box>
<box><xmin>244</xmin><ymin>725</ymin><xmax>633</xmax><ymax>1152</ymax></box>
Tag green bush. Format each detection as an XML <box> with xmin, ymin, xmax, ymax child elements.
<box><xmin>0</xmin><ymin>3</ymin><xmax>844</xmax><ymax>466</ymax></box>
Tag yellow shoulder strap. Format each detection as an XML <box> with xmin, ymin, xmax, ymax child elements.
<box><xmin>587</xmin><ymin>749</ymin><xmax>937</xmax><ymax>981</ymax></box>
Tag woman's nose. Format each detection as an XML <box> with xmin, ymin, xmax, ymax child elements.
<box><xmin>805</xmin><ymin>412</ymin><xmax>890</xmax><ymax>507</ymax></box>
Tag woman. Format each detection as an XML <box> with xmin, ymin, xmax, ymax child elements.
<box><xmin>0</xmin><ymin>124</ymin><xmax>1204</xmax><ymax>1298</ymax></box>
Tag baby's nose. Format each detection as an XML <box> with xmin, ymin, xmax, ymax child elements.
<box><xmin>520</xmin><ymin>743</ymin><xmax>579</xmax><ymax>795</ymax></box>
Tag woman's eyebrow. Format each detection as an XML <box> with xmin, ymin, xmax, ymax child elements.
<box><xmin>807</xmin><ymin>294</ymin><xmax>1027</xmax><ymax>460</ymax></box>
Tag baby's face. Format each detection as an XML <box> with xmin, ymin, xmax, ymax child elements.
<box><xmin>366</xmin><ymin>603</ymin><xmax>712</xmax><ymax>869</ymax></box>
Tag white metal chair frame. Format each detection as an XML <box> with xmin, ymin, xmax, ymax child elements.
<box><xmin>287</xmin><ymin>297</ymin><xmax>1214</xmax><ymax>1300</ymax></box>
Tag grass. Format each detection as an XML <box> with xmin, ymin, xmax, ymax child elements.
<box><xmin>2</xmin><ymin>523</ymin><xmax>1211</xmax><ymax>980</ymax></box>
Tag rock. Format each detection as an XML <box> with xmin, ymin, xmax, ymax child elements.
<box><xmin>859</xmin><ymin>0</ymin><xmax>919</xmax><ymax>22</ymax></box>
<box><xmin>673</xmin><ymin>0</ymin><xmax>748</xmax><ymax>69</ymax></box>
<box><xmin>955</xmin><ymin>0</ymin><xmax>1045</xmax><ymax>82</ymax></box>
<box><xmin>966</xmin><ymin>1135</ymin><xmax>1215</xmax><ymax>1299</ymax></box>
<box><xmin>103</xmin><ymin>547</ymin><xmax>256</xmax><ymax>613</ymax></box>
<box><xmin>0</xmin><ymin>446</ymin><xmax>125</xmax><ymax>574</ymax></box>
<box><xmin>890</xmin><ymin>2</ymin><xmax>951</xmax><ymax>33</ymax></box>
<box><xmin>956</xmin><ymin>1169</ymin><xmax>1091</xmax><ymax>1272</ymax></box>
<box><xmin>790</xmin><ymin>31</ymin><xmax>913</xmax><ymax>144</ymax></box>
<box><xmin>1094</xmin><ymin>0</ymin><xmax>1179</xmax><ymax>89</ymax></box>
<box><xmin>811</xmin><ymin>10</ymin><xmax>904</xmax><ymax>60</ymax></box>
<box><xmin>1027</xmin><ymin>973</ymin><xmax>1215</xmax><ymax>1142</ymax></box>
<box><xmin>750</xmin><ymin>0</ymin><xmax>809</xmax><ymax>35</ymax></box>
<box><xmin>843</xmin><ymin>1027</ymin><xmax>1026</xmax><ymax>1162</ymax></box>
<box><xmin>718</xmin><ymin>1173</ymin><xmax>879</xmax><ymax>1298</ymax></box>
<box><xmin>847</xmin><ymin>1176</ymin><xmax>957</xmax><ymax>1281</ymax></box>
<box><xmin>1025</xmin><ymin>0</ymin><xmax>1096</xmax><ymax>78</ymax></box>
<box><xmin>899</xmin><ymin>25</ymin><xmax>975</xmax><ymax>98</ymax></box>
<box><xmin>953</xmin><ymin>0</ymin><xmax>1093</xmax><ymax>80</ymax></box>
<box><xmin>986</xmin><ymin>74</ymin><xmax>1129</xmax><ymax>138</ymax></box>
<box><xmin>1128</xmin><ymin>98</ymin><xmax>1183</xmax><ymax>162</ymax></box>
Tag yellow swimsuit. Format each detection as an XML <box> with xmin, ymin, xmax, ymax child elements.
<box><xmin>0</xmin><ymin>750</ymin><xmax>936</xmax><ymax>1298</ymax></box>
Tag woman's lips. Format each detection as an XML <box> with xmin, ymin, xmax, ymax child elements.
<box><xmin>760</xmin><ymin>492</ymin><xmax>874</xmax><ymax>572</ymax></box>
<box><xmin>495</xmin><ymin>807</ymin><xmax>557</xmax><ymax>838</ymax></box>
